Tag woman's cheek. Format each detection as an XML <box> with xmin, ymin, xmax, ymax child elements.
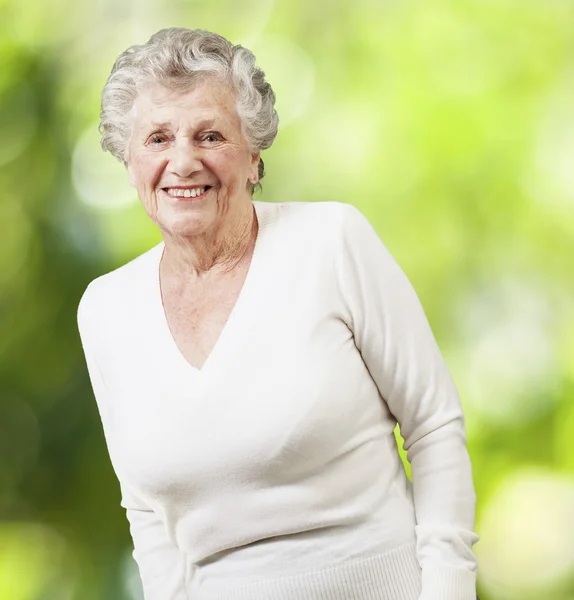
<box><xmin>141</xmin><ymin>182</ymin><xmax>159</xmax><ymax>219</ymax></box>
<box><xmin>134</xmin><ymin>157</ymin><xmax>163</xmax><ymax>211</ymax></box>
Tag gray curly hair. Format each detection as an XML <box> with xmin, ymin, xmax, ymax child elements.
<box><xmin>100</xmin><ymin>28</ymin><xmax>279</xmax><ymax>194</ymax></box>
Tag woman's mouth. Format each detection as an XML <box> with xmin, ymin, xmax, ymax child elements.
<box><xmin>161</xmin><ymin>186</ymin><xmax>212</xmax><ymax>200</ymax></box>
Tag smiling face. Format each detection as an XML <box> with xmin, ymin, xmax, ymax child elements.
<box><xmin>125</xmin><ymin>80</ymin><xmax>260</xmax><ymax>240</ymax></box>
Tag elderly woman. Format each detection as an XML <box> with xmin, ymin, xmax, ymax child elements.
<box><xmin>78</xmin><ymin>27</ymin><xmax>479</xmax><ymax>600</ymax></box>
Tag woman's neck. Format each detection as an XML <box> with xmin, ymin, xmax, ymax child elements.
<box><xmin>160</xmin><ymin>202</ymin><xmax>257</xmax><ymax>281</ymax></box>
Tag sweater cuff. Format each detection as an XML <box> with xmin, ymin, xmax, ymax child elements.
<box><xmin>419</xmin><ymin>567</ymin><xmax>477</xmax><ymax>600</ymax></box>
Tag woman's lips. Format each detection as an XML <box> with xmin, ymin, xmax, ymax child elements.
<box><xmin>161</xmin><ymin>186</ymin><xmax>212</xmax><ymax>201</ymax></box>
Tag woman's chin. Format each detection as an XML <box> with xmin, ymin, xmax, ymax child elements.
<box><xmin>158</xmin><ymin>213</ymin><xmax>212</xmax><ymax>239</ymax></box>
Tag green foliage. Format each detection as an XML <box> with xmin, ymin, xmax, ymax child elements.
<box><xmin>1</xmin><ymin>1</ymin><xmax>573</xmax><ymax>599</ymax></box>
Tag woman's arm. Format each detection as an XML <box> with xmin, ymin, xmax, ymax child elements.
<box><xmin>78</xmin><ymin>287</ymin><xmax>189</xmax><ymax>600</ymax></box>
<box><xmin>119</xmin><ymin>480</ymin><xmax>189</xmax><ymax>600</ymax></box>
<box><xmin>334</xmin><ymin>204</ymin><xmax>479</xmax><ymax>600</ymax></box>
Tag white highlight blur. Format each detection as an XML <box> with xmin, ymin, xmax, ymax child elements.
<box><xmin>524</xmin><ymin>72</ymin><xmax>574</xmax><ymax>211</ymax></box>
<box><xmin>453</xmin><ymin>278</ymin><xmax>557</xmax><ymax>426</ymax></box>
<box><xmin>477</xmin><ymin>468</ymin><xmax>574</xmax><ymax>598</ymax></box>
<box><xmin>244</xmin><ymin>35</ymin><xmax>316</xmax><ymax>126</ymax></box>
<box><xmin>72</xmin><ymin>123</ymin><xmax>138</xmax><ymax>211</ymax></box>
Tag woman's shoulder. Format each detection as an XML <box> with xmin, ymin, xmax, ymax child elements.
<box><xmin>77</xmin><ymin>242</ymin><xmax>163</xmax><ymax>325</ymax></box>
<box><xmin>267</xmin><ymin>199</ymin><xmax>356</xmax><ymax>218</ymax></box>
<box><xmin>260</xmin><ymin>200</ymin><xmax>363</xmax><ymax>238</ymax></box>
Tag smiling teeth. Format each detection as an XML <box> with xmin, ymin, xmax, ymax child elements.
<box><xmin>165</xmin><ymin>187</ymin><xmax>206</xmax><ymax>198</ymax></box>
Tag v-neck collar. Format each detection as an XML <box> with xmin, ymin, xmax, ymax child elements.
<box><xmin>151</xmin><ymin>200</ymin><xmax>273</xmax><ymax>383</ymax></box>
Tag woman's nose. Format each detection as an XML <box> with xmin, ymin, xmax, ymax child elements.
<box><xmin>168</xmin><ymin>139</ymin><xmax>202</xmax><ymax>177</ymax></box>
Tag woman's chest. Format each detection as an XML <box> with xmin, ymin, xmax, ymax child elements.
<box><xmin>99</xmin><ymin>259</ymin><xmax>388</xmax><ymax>499</ymax></box>
<box><xmin>108</xmin><ymin>307</ymin><xmax>383</xmax><ymax>500</ymax></box>
<box><xmin>161</xmin><ymin>267</ymin><xmax>249</xmax><ymax>371</ymax></box>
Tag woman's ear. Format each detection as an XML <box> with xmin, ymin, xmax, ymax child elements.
<box><xmin>125</xmin><ymin>157</ymin><xmax>137</xmax><ymax>188</ymax></box>
<box><xmin>123</xmin><ymin>145</ymin><xmax>137</xmax><ymax>188</ymax></box>
<box><xmin>249</xmin><ymin>152</ymin><xmax>261</xmax><ymax>184</ymax></box>
<box><xmin>128</xmin><ymin>167</ymin><xmax>137</xmax><ymax>188</ymax></box>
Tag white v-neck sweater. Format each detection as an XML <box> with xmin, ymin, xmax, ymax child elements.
<box><xmin>78</xmin><ymin>200</ymin><xmax>479</xmax><ymax>600</ymax></box>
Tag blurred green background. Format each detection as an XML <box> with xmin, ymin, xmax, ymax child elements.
<box><xmin>1</xmin><ymin>0</ymin><xmax>574</xmax><ymax>599</ymax></box>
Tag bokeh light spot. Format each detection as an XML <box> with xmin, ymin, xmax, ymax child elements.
<box><xmin>245</xmin><ymin>35</ymin><xmax>315</xmax><ymax>126</ymax></box>
<box><xmin>477</xmin><ymin>468</ymin><xmax>574</xmax><ymax>598</ymax></box>
<box><xmin>72</xmin><ymin>123</ymin><xmax>137</xmax><ymax>211</ymax></box>
<box><xmin>0</xmin><ymin>198</ymin><xmax>32</xmax><ymax>289</ymax></box>
<box><xmin>0</xmin><ymin>522</ymin><xmax>73</xmax><ymax>600</ymax></box>
<box><xmin>453</xmin><ymin>278</ymin><xmax>558</xmax><ymax>426</ymax></box>
<box><xmin>0</xmin><ymin>83</ymin><xmax>37</xmax><ymax>167</ymax></box>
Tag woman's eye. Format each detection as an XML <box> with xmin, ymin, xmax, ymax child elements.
<box><xmin>147</xmin><ymin>133</ymin><xmax>168</xmax><ymax>145</ymax></box>
<box><xmin>203</xmin><ymin>132</ymin><xmax>221</xmax><ymax>143</ymax></box>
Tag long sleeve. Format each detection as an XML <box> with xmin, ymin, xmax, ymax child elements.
<box><xmin>77</xmin><ymin>287</ymin><xmax>189</xmax><ymax>600</ymax></box>
<box><xmin>334</xmin><ymin>204</ymin><xmax>479</xmax><ymax>600</ymax></box>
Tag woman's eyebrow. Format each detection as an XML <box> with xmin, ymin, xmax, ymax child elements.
<box><xmin>145</xmin><ymin>118</ymin><xmax>218</xmax><ymax>132</ymax></box>
<box><xmin>194</xmin><ymin>118</ymin><xmax>217</xmax><ymax>129</ymax></box>
<box><xmin>147</xmin><ymin>121</ymin><xmax>172</xmax><ymax>130</ymax></box>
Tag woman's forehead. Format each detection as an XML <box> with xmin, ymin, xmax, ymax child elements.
<box><xmin>131</xmin><ymin>82</ymin><xmax>239</xmax><ymax>130</ymax></box>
